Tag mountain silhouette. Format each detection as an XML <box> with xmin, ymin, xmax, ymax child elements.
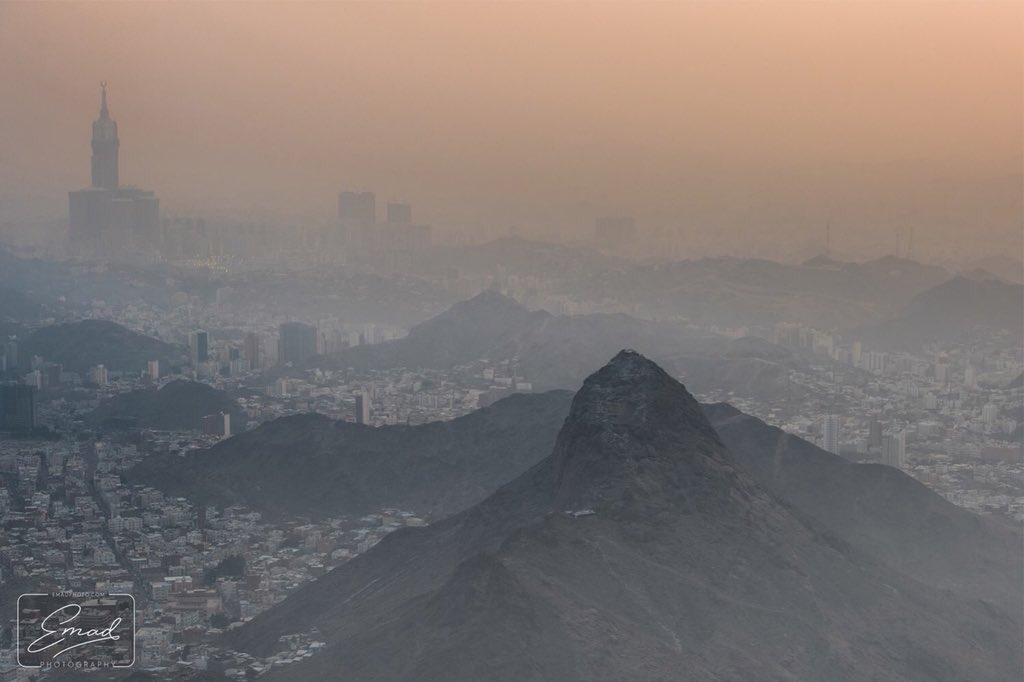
<box><xmin>225</xmin><ymin>351</ymin><xmax>1022</xmax><ymax>681</ymax></box>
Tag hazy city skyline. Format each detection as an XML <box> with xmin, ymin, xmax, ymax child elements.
<box><xmin>1</xmin><ymin>2</ymin><xmax>1021</xmax><ymax>262</ymax></box>
<box><xmin>0</xmin><ymin>5</ymin><xmax>1021</xmax><ymax>674</ymax></box>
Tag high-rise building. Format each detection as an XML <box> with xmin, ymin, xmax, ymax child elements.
<box><xmin>147</xmin><ymin>360</ymin><xmax>160</xmax><ymax>381</ymax></box>
<box><xmin>68</xmin><ymin>83</ymin><xmax>160</xmax><ymax>257</ymax></box>
<box><xmin>189</xmin><ymin>330</ymin><xmax>209</xmax><ymax>366</ymax></box>
<box><xmin>386</xmin><ymin>202</ymin><xmax>412</xmax><ymax>225</ymax></box>
<box><xmin>882</xmin><ymin>430</ymin><xmax>906</xmax><ymax>468</ymax></box>
<box><xmin>868</xmin><ymin>419</ymin><xmax>883</xmax><ymax>450</ymax></box>
<box><xmin>354</xmin><ymin>391</ymin><xmax>371</xmax><ymax>425</ymax></box>
<box><xmin>850</xmin><ymin>340</ymin><xmax>862</xmax><ymax>367</ymax></box>
<box><xmin>90</xmin><ymin>364</ymin><xmax>108</xmax><ymax>386</ymax></box>
<box><xmin>203</xmin><ymin>412</ymin><xmax>231</xmax><ymax>438</ymax></box>
<box><xmin>91</xmin><ymin>81</ymin><xmax>119</xmax><ymax>190</ymax></box>
<box><xmin>338</xmin><ymin>191</ymin><xmax>377</xmax><ymax>225</ymax></box>
<box><xmin>981</xmin><ymin>403</ymin><xmax>999</xmax><ymax>427</ymax></box>
<box><xmin>278</xmin><ymin>323</ymin><xmax>317</xmax><ymax>366</ymax></box>
<box><xmin>3</xmin><ymin>339</ymin><xmax>18</xmax><ymax>371</ymax></box>
<box><xmin>964</xmin><ymin>364</ymin><xmax>978</xmax><ymax>390</ymax></box>
<box><xmin>0</xmin><ymin>384</ymin><xmax>35</xmax><ymax>431</ymax></box>
<box><xmin>822</xmin><ymin>414</ymin><xmax>840</xmax><ymax>455</ymax></box>
<box><xmin>243</xmin><ymin>333</ymin><xmax>260</xmax><ymax>370</ymax></box>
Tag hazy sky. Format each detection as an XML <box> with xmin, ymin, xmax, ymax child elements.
<box><xmin>1</xmin><ymin>2</ymin><xmax>1021</xmax><ymax>261</ymax></box>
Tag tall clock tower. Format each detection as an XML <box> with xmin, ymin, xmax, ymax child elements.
<box><xmin>90</xmin><ymin>81</ymin><xmax>119</xmax><ymax>189</ymax></box>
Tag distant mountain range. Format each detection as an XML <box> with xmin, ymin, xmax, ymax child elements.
<box><xmin>87</xmin><ymin>380</ymin><xmax>244</xmax><ymax>432</ymax></box>
<box><xmin>224</xmin><ymin>352</ymin><xmax>1021</xmax><ymax>681</ymax></box>
<box><xmin>22</xmin><ymin>319</ymin><xmax>187</xmax><ymax>374</ymax></box>
<box><xmin>962</xmin><ymin>254</ymin><xmax>1024</xmax><ymax>284</ymax></box>
<box><xmin>558</xmin><ymin>253</ymin><xmax>952</xmax><ymax>329</ymax></box>
<box><xmin>313</xmin><ymin>290</ymin><xmax>806</xmax><ymax>397</ymax></box>
<box><xmin>129</xmin><ymin>390</ymin><xmax>574</xmax><ymax>520</ymax></box>
<box><xmin>855</xmin><ymin>275</ymin><xmax>1024</xmax><ymax>350</ymax></box>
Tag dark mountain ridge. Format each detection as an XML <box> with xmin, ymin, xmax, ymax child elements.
<box><xmin>704</xmin><ymin>403</ymin><xmax>1022</xmax><ymax>607</ymax></box>
<box><xmin>87</xmin><ymin>380</ymin><xmax>245</xmax><ymax>432</ymax></box>
<box><xmin>23</xmin><ymin>319</ymin><xmax>187</xmax><ymax>374</ymax></box>
<box><xmin>129</xmin><ymin>389</ymin><xmax>574</xmax><ymax>520</ymax></box>
<box><xmin>226</xmin><ymin>352</ymin><xmax>1022</xmax><ymax>681</ymax></box>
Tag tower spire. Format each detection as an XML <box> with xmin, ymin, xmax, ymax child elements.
<box><xmin>91</xmin><ymin>80</ymin><xmax>119</xmax><ymax>189</ymax></box>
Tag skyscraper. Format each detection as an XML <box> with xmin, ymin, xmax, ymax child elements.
<box><xmin>0</xmin><ymin>384</ymin><xmax>35</xmax><ymax>432</ymax></box>
<box><xmin>868</xmin><ymin>419</ymin><xmax>883</xmax><ymax>450</ymax></box>
<box><xmin>822</xmin><ymin>414</ymin><xmax>840</xmax><ymax>455</ymax></box>
<box><xmin>69</xmin><ymin>83</ymin><xmax>160</xmax><ymax>257</ymax></box>
<box><xmin>243</xmin><ymin>333</ymin><xmax>260</xmax><ymax>370</ymax></box>
<box><xmin>882</xmin><ymin>430</ymin><xmax>906</xmax><ymax>468</ymax></box>
<box><xmin>355</xmin><ymin>391</ymin><xmax>371</xmax><ymax>425</ymax></box>
<box><xmin>3</xmin><ymin>339</ymin><xmax>18</xmax><ymax>371</ymax></box>
<box><xmin>91</xmin><ymin>81</ymin><xmax>119</xmax><ymax>190</ymax></box>
<box><xmin>90</xmin><ymin>364</ymin><xmax>108</xmax><ymax>386</ymax></box>
<box><xmin>189</xmin><ymin>330</ymin><xmax>209</xmax><ymax>366</ymax></box>
<box><xmin>386</xmin><ymin>202</ymin><xmax>412</xmax><ymax>225</ymax></box>
<box><xmin>278</xmin><ymin>323</ymin><xmax>317</xmax><ymax>366</ymax></box>
<box><xmin>338</xmin><ymin>191</ymin><xmax>376</xmax><ymax>225</ymax></box>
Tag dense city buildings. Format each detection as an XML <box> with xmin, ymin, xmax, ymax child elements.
<box><xmin>1</xmin><ymin>10</ymin><xmax>1020</xmax><ymax>676</ymax></box>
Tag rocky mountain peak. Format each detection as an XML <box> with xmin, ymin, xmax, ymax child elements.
<box><xmin>544</xmin><ymin>350</ymin><xmax>752</xmax><ymax>515</ymax></box>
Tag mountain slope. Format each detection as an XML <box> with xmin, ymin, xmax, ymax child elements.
<box><xmin>87</xmin><ymin>380</ymin><xmax>245</xmax><ymax>432</ymax></box>
<box><xmin>704</xmin><ymin>403</ymin><xmax>1023</xmax><ymax>607</ymax></box>
<box><xmin>315</xmin><ymin>290</ymin><xmax>755</xmax><ymax>391</ymax></box>
<box><xmin>566</xmin><ymin>256</ymin><xmax>951</xmax><ymax>329</ymax></box>
<box><xmin>23</xmin><ymin>319</ymin><xmax>187</xmax><ymax>374</ymax></box>
<box><xmin>225</xmin><ymin>352</ymin><xmax>1022</xmax><ymax>681</ymax></box>
<box><xmin>856</xmin><ymin>275</ymin><xmax>1024</xmax><ymax>350</ymax></box>
<box><xmin>328</xmin><ymin>289</ymin><xmax>543</xmax><ymax>371</ymax></box>
<box><xmin>129</xmin><ymin>390</ymin><xmax>574</xmax><ymax>520</ymax></box>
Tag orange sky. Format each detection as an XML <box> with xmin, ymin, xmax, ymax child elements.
<box><xmin>1</xmin><ymin>2</ymin><xmax>1021</xmax><ymax>260</ymax></box>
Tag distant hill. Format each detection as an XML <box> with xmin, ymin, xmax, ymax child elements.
<box><xmin>330</xmin><ymin>289</ymin><xmax>544</xmax><ymax>372</ymax></box>
<box><xmin>225</xmin><ymin>352</ymin><xmax>1021</xmax><ymax>681</ymax></box>
<box><xmin>22</xmin><ymin>319</ymin><xmax>187</xmax><ymax>374</ymax></box>
<box><xmin>855</xmin><ymin>275</ymin><xmax>1024</xmax><ymax>350</ymax></box>
<box><xmin>316</xmin><ymin>291</ymin><xmax>813</xmax><ymax>400</ymax></box>
<box><xmin>87</xmin><ymin>380</ymin><xmax>244</xmax><ymax>432</ymax></box>
<box><xmin>964</xmin><ymin>254</ymin><xmax>1024</xmax><ymax>284</ymax></box>
<box><xmin>561</xmin><ymin>255</ymin><xmax>951</xmax><ymax>329</ymax></box>
<box><xmin>315</xmin><ymin>290</ymin><xmax>734</xmax><ymax>390</ymax></box>
<box><xmin>425</xmin><ymin>242</ymin><xmax>953</xmax><ymax>331</ymax></box>
<box><xmin>129</xmin><ymin>390</ymin><xmax>574</xmax><ymax>520</ymax></box>
<box><xmin>424</xmin><ymin>236</ymin><xmax>619</xmax><ymax>281</ymax></box>
<box><xmin>669</xmin><ymin>337</ymin><xmax>808</xmax><ymax>402</ymax></box>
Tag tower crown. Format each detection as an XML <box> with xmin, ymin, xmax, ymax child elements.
<box><xmin>90</xmin><ymin>81</ymin><xmax>119</xmax><ymax>189</ymax></box>
<box><xmin>99</xmin><ymin>81</ymin><xmax>110</xmax><ymax>119</ymax></box>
